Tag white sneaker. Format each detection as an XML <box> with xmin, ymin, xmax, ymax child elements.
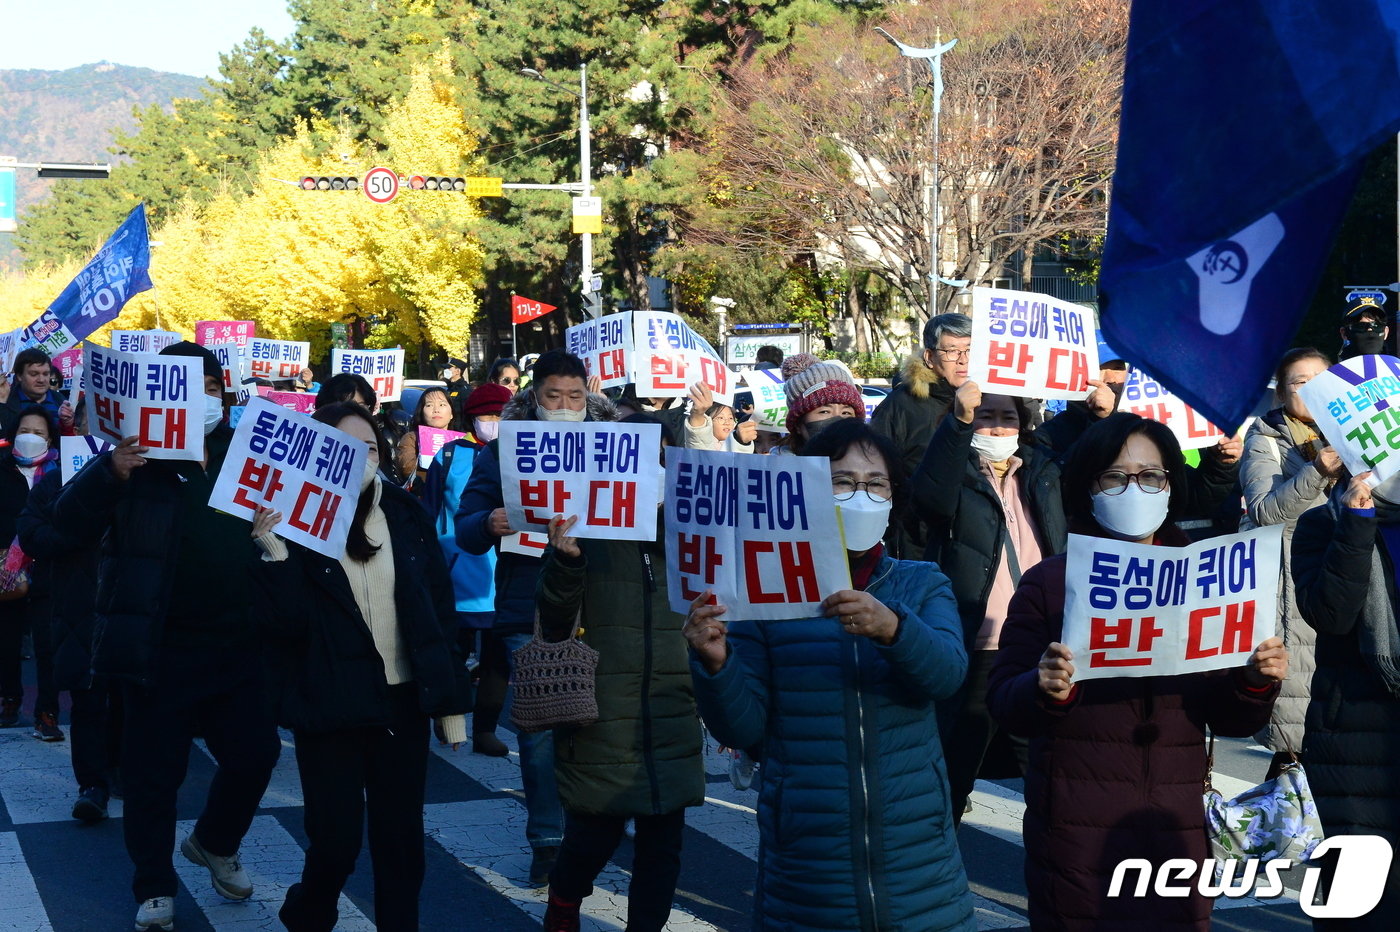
<box><xmin>729</xmin><ymin>749</ymin><xmax>757</xmax><ymax>791</ymax></box>
<box><xmin>180</xmin><ymin>832</ymin><xmax>252</xmax><ymax>900</ymax></box>
<box><xmin>135</xmin><ymin>896</ymin><xmax>174</xmax><ymax>930</ymax></box>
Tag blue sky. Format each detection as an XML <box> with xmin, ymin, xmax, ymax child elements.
<box><xmin>0</xmin><ymin>0</ymin><xmax>297</xmax><ymax>78</ymax></box>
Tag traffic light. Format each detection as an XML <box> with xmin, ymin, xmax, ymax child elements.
<box><xmin>408</xmin><ymin>176</ymin><xmax>466</xmax><ymax>192</ymax></box>
<box><xmin>299</xmin><ymin>176</ymin><xmax>360</xmax><ymax>191</ymax></box>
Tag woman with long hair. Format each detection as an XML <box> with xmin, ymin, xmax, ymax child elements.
<box><xmin>396</xmin><ymin>387</ymin><xmax>458</xmax><ymax>495</ymax></box>
<box><xmin>252</xmin><ymin>402</ymin><xmax>471</xmax><ymax>932</ymax></box>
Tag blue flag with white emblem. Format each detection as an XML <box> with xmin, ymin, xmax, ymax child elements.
<box><xmin>1099</xmin><ymin>1</ymin><xmax>1400</xmax><ymax>433</ymax></box>
<box><xmin>22</xmin><ymin>203</ymin><xmax>152</xmax><ymax>356</ymax></box>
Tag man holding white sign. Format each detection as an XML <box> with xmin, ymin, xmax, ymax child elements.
<box><xmin>985</xmin><ymin>412</ymin><xmax>1284</xmax><ymax>930</ymax></box>
<box><xmin>50</xmin><ymin>343</ymin><xmax>280</xmax><ymax>932</ymax></box>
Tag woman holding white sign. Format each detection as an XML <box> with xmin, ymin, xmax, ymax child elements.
<box><xmin>684</xmin><ymin>419</ymin><xmax>975</xmax><ymax>932</ymax></box>
<box><xmin>251</xmin><ymin>402</ymin><xmax>472</xmax><ymax>932</ymax></box>
<box><xmin>1239</xmin><ymin>347</ymin><xmax>1340</xmax><ymax>779</ymax></box>
<box><xmin>987</xmin><ymin>412</ymin><xmax>1286</xmax><ymax>931</ymax></box>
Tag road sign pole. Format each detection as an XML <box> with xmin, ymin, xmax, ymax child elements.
<box><xmin>579</xmin><ymin>64</ymin><xmax>596</xmax><ymax>319</ymax></box>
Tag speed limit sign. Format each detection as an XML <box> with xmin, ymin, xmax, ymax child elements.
<box><xmin>362</xmin><ymin>167</ymin><xmax>399</xmax><ymax>204</ymax></box>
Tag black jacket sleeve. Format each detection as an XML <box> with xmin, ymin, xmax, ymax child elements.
<box><xmin>1293</xmin><ymin>505</ymin><xmax>1375</xmax><ymax>638</ymax></box>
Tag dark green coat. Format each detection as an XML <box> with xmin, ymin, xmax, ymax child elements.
<box><xmin>537</xmin><ymin>534</ymin><xmax>705</xmax><ymax>817</ymax></box>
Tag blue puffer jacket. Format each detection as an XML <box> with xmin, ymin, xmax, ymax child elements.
<box><xmin>691</xmin><ymin>554</ymin><xmax>975</xmax><ymax>932</ymax></box>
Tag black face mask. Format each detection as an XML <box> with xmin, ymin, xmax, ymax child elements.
<box><xmin>1347</xmin><ymin>321</ymin><xmax>1386</xmax><ymax>355</ymax></box>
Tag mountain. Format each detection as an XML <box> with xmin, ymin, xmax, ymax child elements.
<box><xmin>0</xmin><ymin>62</ymin><xmax>207</xmax><ymax>269</ymax></box>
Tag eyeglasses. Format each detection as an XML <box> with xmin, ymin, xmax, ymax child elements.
<box><xmin>1095</xmin><ymin>468</ymin><xmax>1170</xmax><ymax>495</ymax></box>
<box><xmin>934</xmin><ymin>347</ymin><xmax>971</xmax><ymax>361</ymax></box>
<box><xmin>498</xmin><ymin>376</ymin><xmax>520</xmax><ymax>386</ymax></box>
<box><xmin>713</xmin><ymin>415</ymin><xmax>736</xmax><ymax>425</ymax></box>
<box><xmin>832</xmin><ymin>477</ymin><xmax>893</xmax><ymax>500</ymax></box>
<box><xmin>1349</xmin><ymin>321</ymin><xmax>1385</xmax><ymax>334</ymax></box>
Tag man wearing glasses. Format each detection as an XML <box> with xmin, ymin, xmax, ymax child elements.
<box><xmin>871</xmin><ymin>313</ymin><xmax>973</xmax><ymax>559</ymax></box>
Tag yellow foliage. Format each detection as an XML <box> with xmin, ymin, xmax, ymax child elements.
<box><xmin>0</xmin><ymin>54</ymin><xmax>486</xmax><ymax>362</ymax></box>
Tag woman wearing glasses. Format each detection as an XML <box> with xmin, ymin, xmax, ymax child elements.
<box><xmin>912</xmin><ymin>381</ymin><xmax>1066</xmax><ymax>823</ymax></box>
<box><xmin>684</xmin><ymin>419</ymin><xmax>975</xmax><ymax>931</ymax></box>
<box><xmin>986</xmin><ymin>413</ymin><xmax>1286</xmax><ymax>930</ymax></box>
<box><xmin>486</xmin><ymin>358</ymin><xmax>522</xmax><ymax>391</ymax></box>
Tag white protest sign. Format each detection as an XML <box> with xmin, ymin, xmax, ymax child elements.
<box><xmin>967</xmin><ymin>287</ymin><xmax>1098</xmax><ymax>401</ymax></box>
<box><xmin>60</xmin><ymin>435</ymin><xmax>113</xmax><ymax>484</ymax></box>
<box><xmin>247</xmin><ymin>338</ymin><xmax>310</xmax><ymax>382</ymax></box>
<box><xmin>500</xmin><ymin>421</ymin><xmax>661</xmax><ymax>542</ymax></box>
<box><xmin>208</xmin><ymin>397</ymin><xmax>368</xmax><ymax>560</ymax></box>
<box><xmin>330</xmin><ymin>348</ymin><xmax>405</xmax><ymax>402</ymax></box>
<box><xmin>110</xmin><ymin>329</ymin><xmax>182</xmax><ymax>354</ymax></box>
<box><xmin>1120</xmin><ymin>368</ymin><xmax>1229</xmax><ymax>451</ymax></box>
<box><xmin>565</xmin><ymin>312</ymin><xmax>634</xmax><ymax>389</ymax></box>
<box><xmin>634</xmin><ymin>311</ymin><xmax>737</xmax><ymax>406</ymax></box>
<box><xmin>664</xmin><ymin>448</ymin><xmax>850</xmax><ymax>620</ymax></box>
<box><xmin>0</xmin><ymin>327</ymin><xmax>24</xmax><ymax>376</ymax></box>
<box><xmin>206</xmin><ymin>341</ymin><xmax>249</xmax><ymax>395</ymax></box>
<box><xmin>1061</xmin><ymin>525</ymin><xmax>1282</xmax><ymax>681</ymax></box>
<box><xmin>743</xmin><ymin>368</ymin><xmax>789</xmax><ymax>433</ymax></box>
<box><xmin>83</xmin><ymin>344</ymin><xmax>204</xmax><ymax>460</ymax></box>
<box><xmin>727</xmin><ymin>334</ymin><xmax>802</xmax><ymax>367</ymax></box>
<box><xmin>500</xmin><ymin>529</ymin><xmax>550</xmax><ymax>558</ymax></box>
<box><xmin>1298</xmin><ymin>354</ymin><xmax>1400</xmax><ymax>486</ymax></box>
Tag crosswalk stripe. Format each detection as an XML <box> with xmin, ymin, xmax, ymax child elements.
<box><xmin>0</xmin><ymin>831</ymin><xmax>48</xmax><ymax>930</ymax></box>
<box><xmin>174</xmin><ymin>815</ymin><xmax>375</xmax><ymax>930</ymax></box>
<box><xmin>0</xmin><ymin>732</ymin><xmax>123</xmax><ymax>824</ymax></box>
<box><xmin>426</xmin><ymin>799</ymin><xmax>722</xmax><ymax>931</ymax></box>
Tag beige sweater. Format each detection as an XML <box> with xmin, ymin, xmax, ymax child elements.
<box><xmin>257</xmin><ymin>479</ymin><xmax>466</xmax><ymax>744</ymax></box>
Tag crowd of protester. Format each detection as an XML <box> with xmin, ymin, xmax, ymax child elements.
<box><xmin>5</xmin><ymin>307</ymin><xmax>1400</xmax><ymax>932</ymax></box>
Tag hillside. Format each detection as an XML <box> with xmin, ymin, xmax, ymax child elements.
<box><xmin>0</xmin><ymin>62</ymin><xmax>206</xmax><ymax>269</ymax></box>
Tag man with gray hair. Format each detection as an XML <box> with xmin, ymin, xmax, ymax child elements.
<box><xmin>870</xmin><ymin>313</ymin><xmax>971</xmax><ymax>559</ymax></box>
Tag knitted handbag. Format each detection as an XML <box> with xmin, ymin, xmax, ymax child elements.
<box><xmin>509</xmin><ymin>612</ymin><xmax>599</xmax><ymax>733</ymax></box>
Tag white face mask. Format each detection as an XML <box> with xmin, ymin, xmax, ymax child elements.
<box><xmin>971</xmin><ymin>431</ymin><xmax>1019</xmax><ymax>463</ymax></box>
<box><xmin>361</xmin><ymin>457</ymin><xmax>380</xmax><ymax>491</ymax></box>
<box><xmin>536</xmin><ymin>404</ymin><xmax>586</xmax><ymax>423</ymax></box>
<box><xmin>473</xmin><ymin>419</ymin><xmax>499</xmax><ymax>443</ymax></box>
<box><xmin>836</xmin><ymin>491</ymin><xmax>893</xmax><ymax>552</ymax></box>
<box><xmin>203</xmin><ymin>395</ymin><xmax>224</xmax><ymax>435</ymax></box>
<box><xmin>13</xmin><ymin>433</ymin><xmax>48</xmax><ymax>460</ymax></box>
<box><xmin>1091</xmin><ymin>485</ymin><xmax>1170</xmax><ymax>541</ymax></box>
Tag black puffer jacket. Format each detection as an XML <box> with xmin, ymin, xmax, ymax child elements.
<box><xmin>869</xmin><ymin>354</ymin><xmax>957</xmax><ymax>559</ymax></box>
<box><xmin>1292</xmin><ymin>503</ymin><xmax>1400</xmax><ymax>925</ymax></box>
<box><xmin>16</xmin><ymin>469</ymin><xmax>100</xmax><ymax>691</ymax></box>
<box><xmin>49</xmin><ymin>425</ymin><xmax>256</xmax><ymax>685</ymax></box>
<box><xmin>255</xmin><ymin>479</ymin><xmax>472</xmax><ymax>735</ymax></box>
<box><xmin>912</xmin><ymin>416</ymin><xmax>1068</xmax><ymax>649</ymax></box>
<box><xmin>0</xmin><ymin>451</ymin><xmax>35</xmax><ymax>546</ymax></box>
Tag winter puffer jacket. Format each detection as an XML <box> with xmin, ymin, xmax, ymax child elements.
<box><xmin>1238</xmin><ymin>408</ymin><xmax>1329</xmax><ymax>751</ymax></box>
<box><xmin>454</xmin><ymin>388</ymin><xmax>617</xmax><ymax>635</ymax></box>
<box><xmin>987</xmin><ymin>553</ymin><xmax>1278</xmax><ymax>931</ymax></box>
<box><xmin>690</xmin><ymin>554</ymin><xmax>975</xmax><ymax>932</ymax></box>
<box><xmin>868</xmin><ymin>355</ymin><xmax>956</xmax><ymax>559</ymax></box>
<box><xmin>537</xmin><ymin>534</ymin><xmax>704</xmax><ymax>817</ymax></box>
<box><xmin>1292</xmin><ymin>503</ymin><xmax>1400</xmax><ymax>927</ymax></box>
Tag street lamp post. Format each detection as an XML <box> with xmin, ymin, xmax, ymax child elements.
<box><xmin>521</xmin><ymin>65</ymin><xmax>597</xmax><ymax>318</ymax></box>
<box><xmin>874</xmin><ymin>28</ymin><xmax>960</xmax><ymax>317</ymax></box>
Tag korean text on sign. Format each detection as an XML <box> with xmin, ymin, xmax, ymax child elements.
<box><xmin>330</xmin><ymin>348</ymin><xmax>405</xmax><ymax>403</ymax></box>
<box><xmin>418</xmin><ymin>426</ymin><xmax>467</xmax><ymax>468</ymax></box>
<box><xmin>82</xmin><ymin>344</ymin><xmax>204</xmax><ymax>461</ymax></box>
<box><xmin>635</xmin><ymin>311</ymin><xmax>736</xmax><ymax>406</ymax></box>
<box><xmin>206</xmin><ymin>341</ymin><xmax>249</xmax><ymax>394</ymax></box>
<box><xmin>247</xmin><ymin>338</ymin><xmax>310</xmax><ymax>382</ymax></box>
<box><xmin>1120</xmin><ymin>368</ymin><xmax>1229</xmax><ymax>451</ymax></box>
<box><xmin>208</xmin><ymin>397</ymin><xmax>368</xmax><ymax>560</ymax></box>
<box><xmin>60</xmin><ymin>435</ymin><xmax>113</xmax><ymax>485</ymax></box>
<box><xmin>1060</xmin><ymin>525</ymin><xmax>1282</xmax><ymax>681</ymax></box>
<box><xmin>967</xmin><ymin>287</ymin><xmax>1099</xmax><ymax>401</ymax></box>
<box><xmin>1298</xmin><ymin>354</ymin><xmax>1400</xmax><ymax>486</ymax></box>
<box><xmin>565</xmin><ymin>312</ymin><xmax>634</xmax><ymax>389</ymax></box>
<box><xmin>500</xmin><ymin>422</ymin><xmax>661</xmax><ymax>542</ymax></box>
<box><xmin>664</xmin><ymin>448</ymin><xmax>850</xmax><ymax>621</ymax></box>
<box><xmin>743</xmin><ymin>368</ymin><xmax>789</xmax><ymax>434</ymax></box>
<box><xmin>111</xmin><ymin>330</ymin><xmax>182</xmax><ymax>355</ymax></box>
<box><xmin>195</xmin><ymin>321</ymin><xmax>255</xmax><ymax>348</ymax></box>
<box><xmin>259</xmin><ymin>390</ymin><xmax>317</xmax><ymax>414</ymax></box>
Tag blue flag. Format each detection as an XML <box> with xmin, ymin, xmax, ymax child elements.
<box><xmin>23</xmin><ymin>204</ymin><xmax>152</xmax><ymax>356</ymax></box>
<box><xmin>1099</xmin><ymin>1</ymin><xmax>1400</xmax><ymax>432</ymax></box>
